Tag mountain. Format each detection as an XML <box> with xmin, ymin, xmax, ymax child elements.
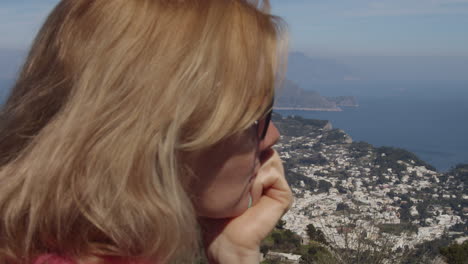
<box><xmin>287</xmin><ymin>52</ymin><xmax>359</xmax><ymax>83</ymax></box>
<box><xmin>287</xmin><ymin>52</ymin><xmax>468</xmax><ymax>82</ymax></box>
<box><xmin>276</xmin><ymin>79</ymin><xmax>354</xmax><ymax>111</ymax></box>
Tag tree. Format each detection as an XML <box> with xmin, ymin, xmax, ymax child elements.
<box><xmin>416</xmin><ymin>200</ymin><xmax>430</xmax><ymax>220</ymax></box>
<box><xmin>272</xmin><ymin>232</ymin><xmax>282</xmax><ymax>244</ymax></box>
<box><xmin>299</xmin><ymin>244</ymin><xmax>335</xmax><ymax>264</ymax></box>
<box><xmin>350</xmin><ymin>141</ymin><xmax>373</xmax><ymax>158</ymax></box>
<box><xmin>440</xmin><ymin>241</ymin><xmax>468</xmax><ymax>264</ymax></box>
<box><xmin>399</xmin><ymin>207</ymin><xmax>412</xmax><ymax>223</ymax></box>
<box><xmin>318</xmin><ymin>180</ymin><xmax>332</xmax><ymax>193</ymax></box>
<box><xmin>306</xmin><ymin>224</ymin><xmax>328</xmax><ymax>245</ymax></box>
<box><xmin>336</xmin><ymin>202</ymin><xmax>350</xmax><ymax>211</ymax></box>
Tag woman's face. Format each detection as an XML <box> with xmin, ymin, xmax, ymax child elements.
<box><xmin>189</xmin><ymin>121</ymin><xmax>280</xmax><ymax>218</ymax></box>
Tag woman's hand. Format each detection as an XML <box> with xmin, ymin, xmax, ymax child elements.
<box><xmin>200</xmin><ymin>149</ymin><xmax>293</xmax><ymax>264</ymax></box>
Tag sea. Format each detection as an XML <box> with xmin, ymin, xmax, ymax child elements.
<box><xmin>1</xmin><ymin>79</ymin><xmax>467</xmax><ymax>172</ymax></box>
<box><xmin>276</xmin><ymin>80</ymin><xmax>468</xmax><ymax>172</ymax></box>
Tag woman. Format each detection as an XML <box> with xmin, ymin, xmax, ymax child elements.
<box><xmin>0</xmin><ymin>0</ymin><xmax>292</xmax><ymax>263</ymax></box>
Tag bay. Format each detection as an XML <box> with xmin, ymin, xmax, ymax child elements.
<box><xmin>276</xmin><ymin>81</ymin><xmax>468</xmax><ymax>172</ymax></box>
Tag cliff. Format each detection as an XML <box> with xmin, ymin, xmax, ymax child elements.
<box><xmin>275</xmin><ymin>79</ymin><xmax>342</xmax><ymax>111</ymax></box>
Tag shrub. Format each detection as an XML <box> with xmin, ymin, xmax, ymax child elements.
<box><xmin>439</xmin><ymin>241</ymin><xmax>468</xmax><ymax>264</ymax></box>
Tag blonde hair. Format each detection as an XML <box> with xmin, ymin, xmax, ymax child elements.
<box><xmin>0</xmin><ymin>0</ymin><xmax>287</xmax><ymax>263</ymax></box>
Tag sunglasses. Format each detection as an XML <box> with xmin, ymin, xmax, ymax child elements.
<box><xmin>254</xmin><ymin>100</ymin><xmax>274</xmax><ymax>140</ymax></box>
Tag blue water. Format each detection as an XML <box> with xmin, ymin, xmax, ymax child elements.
<box><xmin>277</xmin><ymin>81</ymin><xmax>468</xmax><ymax>172</ymax></box>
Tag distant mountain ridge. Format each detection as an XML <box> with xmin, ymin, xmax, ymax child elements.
<box><xmin>275</xmin><ymin>79</ymin><xmax>358</xmax><ymax>111</ymax></box>
<box><xmin>287</xmin><ymin>52</ymin><xmax>360</xmax><ymax>82</ymax></box>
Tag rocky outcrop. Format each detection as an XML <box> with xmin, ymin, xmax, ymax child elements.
<box><xmin>275</xmin><ymin>79</ymin><xmax>341</xmax><ymax>111</ymax></box>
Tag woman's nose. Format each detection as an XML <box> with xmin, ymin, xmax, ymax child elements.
<box><xmin>259</xmin><ymin>122</ymin><xmax>280</xmax><ymax>151</ymax></box>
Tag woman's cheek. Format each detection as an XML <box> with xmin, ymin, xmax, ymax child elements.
<box><xmin>195</xmin><ymin>186</ymin><xmax>252</xmax><ymax>218</ymax></box>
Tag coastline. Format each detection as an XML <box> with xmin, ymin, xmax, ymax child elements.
<box><xmin>276</xmin><ymin>96</ymin><xmax>468</xmax><ymax>172</ymax></box>
<box><xmin>274</xmin><ymin>107</ymin><xmax>343</xmax><ymax>112</ymax></box>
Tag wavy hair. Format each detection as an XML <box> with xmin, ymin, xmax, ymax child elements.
<box><xmin>0</xmin><ymin>0</ymin><xmax>287</xmax><ymax>263</ymax></box>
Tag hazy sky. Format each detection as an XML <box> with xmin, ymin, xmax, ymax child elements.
<box><xmin>1</xmin><ymin>0</ymin><xmax>468</xmax><ymax>81</ymax></box>
<box><xmin>271</xmin><ymin>0</ymin><xmax>468</xmax><ymax>56</ymax></box>
<box><xmin>1</xmin><ymin>0</ymin><xmax>468</xmax><ymax>57</ymax></box>
<box><xmin>0</xmin><ymin>0</ymin><xmax>58</xmax><ymax>50</ymax></box>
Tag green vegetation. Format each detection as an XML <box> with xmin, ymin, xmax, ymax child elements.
<box><xmin>375</xmin><ymin>146</ymin><xmax>436</xmax><ymax>172</ymax></box>
<box><xmin>317</xmin><ymin>180</ymin><xmax>332</xmax><ymax>193</ymax></box>
<box><xmin>289</xmin><ymin>153</ymin><xmax>328</xmax><ymax>166</ymax></box>
<box><xmin>272</xmin><ymin>113</ymin><xmax>329</xmax><ymax>137</ymax></box>
<box><xmin>401</xmin><ymin>236</ymin><xmax>452</xmax><ymax>264</ymax></box>
<box><xmin>261</xmin><ymin>227</ymin><xmax>302</xmax><ymax>254</ymax></box>
<box><xmin>284</xmin><ymin>169</ymin><xmax>317</xmax><ymax>190</ymax></box>
<box><xmin>288</xmin><ymin>116</ymin><xmax>330</xmax><ymax>128</ymax></box>
<box><xmin>350</xmin><ymin>141</ymin><xmax>373</xmax><ymax>158</ymax></box>
<box><xmin>306</xmin><ymin>224</ymin><xmax>328</xmax><ymax>245</ymax></box>
<box><xmin>440</xmin><ymin>241</ymin><xmax>468</xmax><ymax>264</ymax></box>
<box><xmin>378</xmin><ymin>223</ymin><xmax>418</xmax><ymax>235</ymax></box>
<box><xmin>450</xmin><ymin>222</ymin><xmax>468</xmax><ymax>233</ymax></box>
<box><xmin>416</xmin><ymin>199</ymin><xmax>431</xmax><ymax>220</ymax></box>
<box><xmin>261</xmin><ymin>222</ymin><xmax>337</xmax><ymax>264</ymax></box>
<box><xmin>259</xmin><ymin>220</ymin><xmax>454</xmax><ymax>264</ymax></box>
<box><xmin>321</xmin><ymin>129</ymin><xmax>348</xmax><ymax>144</ymax></box>
<box><xmin>336</xmin><ymin>202</ymin><xmax>350</xmax><ymax>211</ymax></box>
<box><xmin>299</xmin><ymin>242</ymin><xmax>336</xmax><ymax>264</ymax></box>
<box><xmin>449</xmin><ymin>164</ymin><xmax>468</xmax><ymax>194</ymax></box>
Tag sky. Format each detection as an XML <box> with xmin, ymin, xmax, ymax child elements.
<box><xmin>271</xmin><ymin>0</ymin><xmax>468</xmax><ymax>57</ymax></box>
<box><xmin>1</xmin><ymin>0</ymin><xmax>467</xmax><ymax>56</ymax></box>
<box><xmin>0</xmin><ymin>0</ymin><xmax>58</xmax><ymax>50</ymax></box>
<box><xmin>0</xmin><ymin>0</ymin><xmax>467</xmax><ymax>80</ymax></box>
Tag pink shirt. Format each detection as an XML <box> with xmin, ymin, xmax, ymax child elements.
<box><xmin>34</xmin><ymin>254</ymin><xmax>152</xmax><ymax>264</ymax></box>
<box><xmin>34</xmin><ymin>255</ymin><xmax>74</xmax><ymax>264</ymax></box>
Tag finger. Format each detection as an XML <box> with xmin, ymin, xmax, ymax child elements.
<box><xmin>226</xmin><ymin>195</ymin><xmax>291</xmax><ymax>246</ymax></box>
<box><xmin>252</xmin><ymin>150</ymin><xmax>292</xmax><ymax>207</ymax></box>
<box><xmin>235</xmin><ymin>150</ymin><xmax>293</xmax><ymax>240</ymax></box>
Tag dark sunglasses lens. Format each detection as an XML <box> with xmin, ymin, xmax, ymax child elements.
<box><xmin>258</xmin><ymin>110</ymin><xmax>272</xmax><ymax>140</ymax></box>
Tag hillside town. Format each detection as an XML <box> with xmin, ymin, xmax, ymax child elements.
<box><xmin>268</xmin><ymin>113</ymin><xmax>467</xmax><ymax>262</ymax></box>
